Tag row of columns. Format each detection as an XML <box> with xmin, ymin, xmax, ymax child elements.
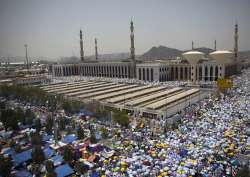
<box><xmin>52</xmin><ymin>63</ymin><xmax>224</xmax><ymax>82</ymax></box>
<box><xmin>170</xmin><ymin>66</ymin><xmax>191</xmax><ymax>81</ymax></box>
<box><xmin>52</xmin><ymin>64</ymin><xmax>135</xmax><ymax>78</ymax></box>
<box><xmin>79</xmin><ymin>65</ymin><xmax>131</xmax><ymax>78</ymax></box>
<box><xmin>53</xmin><ymin>65</ymin><xmax>79</xmax><ymax>77</ymax></box>
<box><xmin>200</xmin><ymin>65</ymin><xmax>220</xmax><ymax>81</ymax></box>
<box><xmin>138</xmin><ymin>68</ymin><xmax>154</xmax><ymax>81</ymax></box>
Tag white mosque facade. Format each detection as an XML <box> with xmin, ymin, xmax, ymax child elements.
<box><xmin>50</xmin><ymin>22</ymin><xmax>240</xmax><ymax>83</ymax></box>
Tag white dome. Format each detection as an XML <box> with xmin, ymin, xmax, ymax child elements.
<box><xmin>182</xmin><ymin>51</ymin><xmax>204</xmax><ymax>64</ymax></box>
<box><xmin>209</xmin><ymin>50</ymin><xmax>233</xmax><ymax>64</ymax></box>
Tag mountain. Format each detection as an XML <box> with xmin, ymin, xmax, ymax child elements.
<box><xmin>140</xmin><ymin>46</ymin><xmax>182</xmax><ymax>60</ymax></box>
<box><xmin>190</xmin><ymin>47</ymin><xmax>214</xmax><ymax>56</ymax></box>
<box><xmin>239</xmin><ymin>51</ymin><xmax>250</xmax><ymax>60</ymax></box>
<box><xmin>140</xmin><ymin>46</ymin><xmax>217</xmax><ymax>60</ymax></box>
<box><xmin>86</xmin><ymin>52</ymin><xmax>130</xmax><ymax>61</ymax></box>
<box><xmin>58</xmin><ymin>56</ymin><xmax>81</xmax><ymax>64</ymax></box>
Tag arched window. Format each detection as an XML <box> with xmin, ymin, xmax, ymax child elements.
<box><xmin>171</xmin><ymin>67</ymin><xmax>174</xmax><ymax>80</ymax></box>
<box><xmin>184</xmin><ymin>67</ymin><xmax>188</xmax><ymax>80</ymax></box>
<box><xmin>115</xmin><ymin>66</ymin><xmax>118</xmax><ymax>77</ymax></box>
<box><xmin>175</xmin><ymin>67</ymin><xmax>178</xmax><ymax>79</ymax></box>
<box><xmin>205</xmin><ymin>66</ymin><xmax>208</xmax><ymax>81</ymax></box>
<box><xmin>180</xmin><ymin>67</ymin><xmax>183</xmax><ymax>80</ymax></box>
<box><xmin>210</xmin><ymin>66</ymin><xmax>213</xmax><ymax>81</ymax></box>
<box><xmin>199</xmin><ymin>66</ymin><xmax>202</xmax><ymax>81</ymax></box>
<box><xmin>139</xmin><ymin>68</ymin><xmax>141</xmax><ymax>80</ymax></box>
<box><xmin>146</xmin><ymin>68</ymin><xmax>149</xmax><ymax>81</ymax></box>
<box><xmin>118</xmin><ymin>66</ymin><xmax>121</xmax><ymax>77</ymax></box>
<box><xmin>215</xmin><ymin>66</ymin><xmax>218</xmax><ymax>81</ymax></box>
<box><xmin>143</xmin><ymin>68</ymin><xmax>145</xmax><ymax>80</ymax></box>
<box><xmin>63</xmin><ymin>67</ymin><xmax>66</xmax><ymax>76</ymax></box>
<box><xmin>151</xmin><ymin>68</ymin><xmax>154</xmax><ymax>81</ymax></box>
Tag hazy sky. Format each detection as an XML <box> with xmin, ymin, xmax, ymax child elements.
<box><xmin>0</xmin><ymin>0</ymin><xmax>250</xmax><ymax>58</ymax></box>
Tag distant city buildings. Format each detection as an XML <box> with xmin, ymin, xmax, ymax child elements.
<box><xmin>0</xmin><ymin>61</ymin><xmax>50</xmax><ymax>85</ymax></box>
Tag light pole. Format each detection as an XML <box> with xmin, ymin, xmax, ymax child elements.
<box><xmin>24</xmin><ymin>44</ymin><xmax>29</xmax><ymax>71</ymax></box>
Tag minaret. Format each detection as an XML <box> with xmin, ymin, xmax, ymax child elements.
<box><xmin>214</xmin><ymin>40</ymin><xmax>217</xmax><ymax>51</ymax></box>
<box><xmin>80</xmin><ymin>29</ymin><xmax>84</xmax><ymax>61</ymax></box>
<box><xmin>234</xmin><ymin>23</ymin><xmax>238</xmax><ymax>62</ymax></box>
<box><xmin>130</xmin><ymin>20</ymin><xmax>135</xmax><ymax>60</ymax></box>
<box><xmin>95</xmin><ymin>38</ymin><xmax>98</xmax><ymax>60</ymax></box>
<box><xmin>130</xmin><ymin>19</ymin><xmax>136</xmax><ymax>78</ymax></box>
<box><xmin>192</xmin><ymin>41</ymin><xmax>194</xmax><ymax>50</ymax></box>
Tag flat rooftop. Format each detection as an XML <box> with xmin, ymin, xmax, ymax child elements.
<box><xmin>41</xmin><ymin>81</ymin><xmax>209</xmax><ymax>118</ymax></box>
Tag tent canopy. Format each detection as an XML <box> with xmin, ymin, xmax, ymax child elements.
<box><xmin>43</xmin><ymin>147</ymin><xmax>55</xmax><ymax>159</ymax></box>
<box><xmin>62</xmin><ymin>134</ymin><xmax>78</xmax><ymax>144</ymax></box>
<box><xmin>12</xmin><ymin>149</ymin><xmax>32</xmax><ymax>166</ymax></box>
<box><xmin>55</xmin><ymin>164</ymin><xmax>74</xmax><ymax>177</ymax></box>
<box><xmin>50</xmin><ymin>155</ymin><xmax>63</xmax><ymax>166</ymax></box>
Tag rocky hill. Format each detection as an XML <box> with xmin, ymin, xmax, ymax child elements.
<box><xmin>140</xmin><ymin>46</ymin><xmax>182</xmax><ymax>60</ymax></box>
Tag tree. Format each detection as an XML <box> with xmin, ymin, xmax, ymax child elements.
<box><xmin>62</xmin><ymin>100</ymin><xmax>72</xmax><ymax>114</ymax></box>
<box><xmin>77</xmin><ymin>126</ymin><xmax>85</xmax><ymax>139</ymax></box>
<box><xmin>45</xmin><ymin>160</ymin><xmax>54</xmax><ymax>172</ymax></box>
<box><xmin>25</xmin><ymin>109</ymin><xmax>35</xmax><ymax>125</ymax></box>
<box><xmin>236</xmin><ymin>165</ymin><xmax>250</xmax><ymax>177</ymax></box>
<box><xmin>71</xmin><ymin>120</ymin><xmax>76</xmax><ymax>130</ymax></box>
<box><xmin>100</xmin><ymin>127</ymin><xmax>109</xmax><ymax>139</ymax></box>
<box><xmin>66</xmin><ymin>127</ymin><xmax>73</xmax><ymax>135</ymax></box>
<box><xmin>9</xmin><ymin>139</ymin><xmax>16</xmax><ymax>148</ymax></box>
<box><xmin>112</xmin><ymin>110</ymin><xmax>130</xmax><ymax>127</ymax></box>
<box><xmin>8</xmin><ymin>112</ymin><xmax>19</xmax><ymax>130</ymax></box>
<box><xmin>31</xmin><ymin>146</ymin><xmax>45</xmax><ymax>164</ymax></box>
<box><xmin>74</xmin><ymin>161</ymin><xmax>88</xmax><ymax>175</ymax></box>
<box><xmin>0</xmin><ymin>155</ymin><xmax>12</xmax><ymax>177</ymax></box>
<box><xmin>58</xmin><ymin>117</ymin><xmax>66</xmax><ymax>131</ymax></box>
<box><xmin>90</xmin><ymin>130</ymin><xmax>97</xmax><ymax>144</ymax></box>
<box><xmin>35</xmin><ymin>118</ymin><xmax>42</xmax><ymax>132</ymax></box>
<box><xmin>0</xmin><ymin>101</ymin><xmax>5</xmax><ymax>109</ymax></box>
<box><xmin>14</xmin><ymin>144</ymin><xmax>22</xmax><ymax>153</ymax></box>
<box><xmin>217</xmin><ymin>78</ymin><xmax>233</xmax><ymax>93</ymax></box>
<box><xmin>16</xmin><ymin>107</ymin><xmax>25</xmax><ymax>125</ymax></box>
<box><xmin>31</xmin><ymin>133</ymin><xmax>42</xmax><ymax>146</ymax></box>
<box><xmin>95</xmin><ymin>106</ymin><xmax>109</xmax><ymax>122</ymax></box>
<box><xmin>63</xmin><ymin>145</ymin><xmax>73</xmax><ymax>162</ymax></box>
<box><xmin>0</xmin><ymin>109</ymin><xmax>19</xmax><ymax>130</ymax></box>
<box><xmin>45</xmin><ymin>160</ymin><xmax>57</xmax><ymax>177</ymax></box>
<box><xmin>45</xmin><ymin>115</ymin><xmax>54</xmax><ymax>134</ymax></box>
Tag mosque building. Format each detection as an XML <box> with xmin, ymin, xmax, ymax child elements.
<box><xmin>51</xmin><ymin>21</ymin><xmax>240</xmax><ymax>83</ymax></box>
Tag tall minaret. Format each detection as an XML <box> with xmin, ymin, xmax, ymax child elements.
<box><xmin>80</xmin><ymin>29</ymin><xmax>84</xmax><ymax>61</ymax></box>
<box><xmin>130</xmin><ymin>20</ymin><xmax>135</xmax><ymax>60</ymax></box>
<box><xmin>214</xmin><ymin>40</ymin><xmax>217</xmax><ymax>51</ymax></box>
<box><xmin>234</xmin><ymin>23</ymin><xmax>238</xmax><ymax>62</ymax></box>
<box><xmin>95</xmin><ymin>38</ymin><xmax>98</xmax><ymax>60</ymax></box>
<box><xmin>192</xmin><ymin>41</ymin><xmax>194</xmax><ymax>50</ymax></box>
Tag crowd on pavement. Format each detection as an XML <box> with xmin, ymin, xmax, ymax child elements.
<box><xmin>79</xmin><ymin>70</ymin><xmax>250</xmax><ymax>177</ymax></box>
<box><xmin>1</xmin><ymin>69</ymin><xmax>250</xmax><ymax>177</ymax></box>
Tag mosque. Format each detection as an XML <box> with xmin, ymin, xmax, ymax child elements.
<box><xmin>51</xmin><ymin>21</ymin><xmax>240</xmax><ymax>83</ymax></box>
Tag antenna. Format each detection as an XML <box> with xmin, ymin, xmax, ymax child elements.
<box><xmin>24</xmin><ymin>44</ymin><xmax>29</xmax><ymax>71</ymax></box>
<box><xmin>95</xmin><ymin>38</ymin><xmax>98</xmax><ymax>60</ymax></box>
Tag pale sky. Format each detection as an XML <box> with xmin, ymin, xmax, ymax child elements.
<box><xmin>0</xmin><ymin>0</ymin><xmax>250</xmax><ymax>59</ymax></box>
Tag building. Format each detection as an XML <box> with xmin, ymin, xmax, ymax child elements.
<box><xmin>50</xmin><ymin>21</ymin><xmax>240</xmax><ymax>83</ymax></box>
